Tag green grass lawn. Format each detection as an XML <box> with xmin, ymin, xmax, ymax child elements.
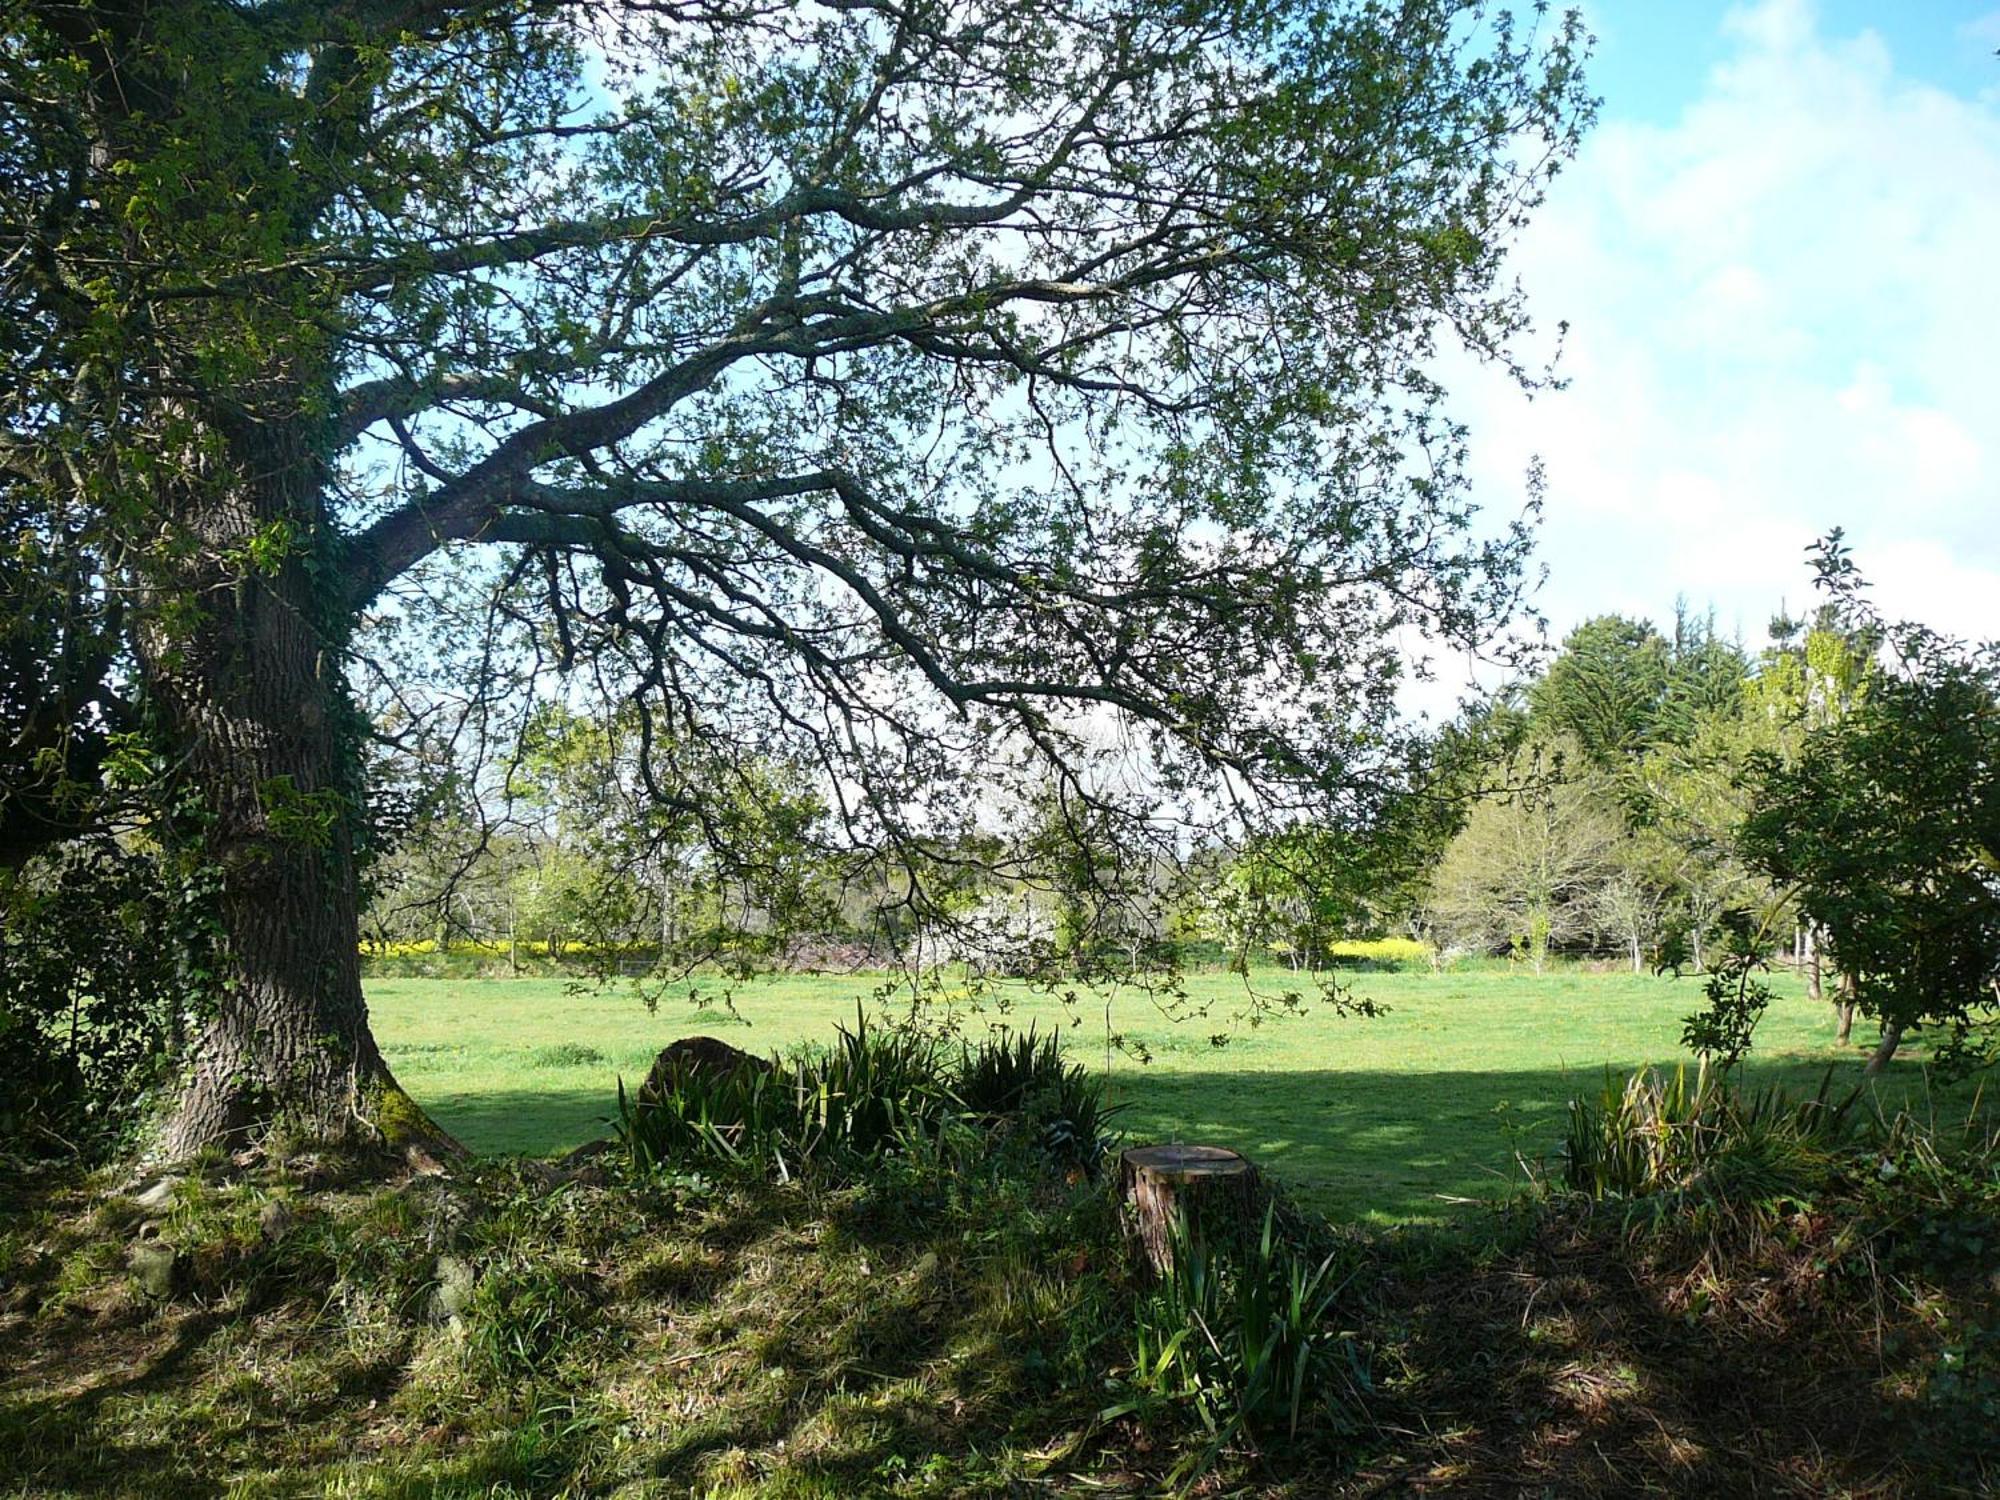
<box><xmin>367</xmin><ymin>966</ymin><xmax>1980</xmax><ymax>1223</ymax></box>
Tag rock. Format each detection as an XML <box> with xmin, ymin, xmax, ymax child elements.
<box><xmin>403</xmin><ymin>1143</ymin><xmax>449</xmax><ymax>1176</ymax></box>
<box><xmin>128</xmin><ymin>1241</ymin><xmax>183</xmax><ymax>1303</ymax></box>
<box><xmin>524</xmin><ymin>1137</ymin><xmax>618</xmax><ymax>1189</ymax></box>
<box><xmin>258</xmin><ymin>1200</ymin><xmax>295</xmax><ymax>1243</ymax></box>
<box><xmin>560</xmin><ymin>1138</ymin><xmax>617</xmax><ymax>1168</ymax></box>
<box><xmin>637</xmin><ymin>1036</ymin><xmax>773</xmax><ymax>1107</ymax></box>
<box><xmin>131</xmin><ymin>1176</ymin><xmax>181</xmax><ymax>1212</ymax></box>
<box><xmin>430</xmin><ymin>1254</ymin><xmax>477</xmax><ymax>1324</ymax></box>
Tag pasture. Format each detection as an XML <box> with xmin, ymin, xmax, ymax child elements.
<box><xmin>369</xmin><ymin>965</ymin><xmax>1958</xmax><ymax>1222</ymax></box>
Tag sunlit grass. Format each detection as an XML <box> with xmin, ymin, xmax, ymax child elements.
<box><xmin>367</xmin><ymin>965</ymin><xmax>1970</xmax><ymax>1223</ymax></box>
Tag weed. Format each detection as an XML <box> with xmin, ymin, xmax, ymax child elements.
<box><xmin>528</xmin><ymin>1042</ymin><xmax>606</xmax><ymax>1068</ymax></box>
<box><xmin>1108</xmin><ymin>1205</ymin><xmax>1367</xmax><ymax>1484</ymax></box>
<box><xmin>613</xmin><ymin>1012</ymin><xmax>1117</xmax><ymax>1182</ymax></box>
<box><xmin>1558</xmin><ymin>1059</ymin><xmax>1856</xmax><ymax>1214</ymax></box>
<box><xmin>957</xmin><ymin>1025</ymin><xmax>1124</xmax><ymax>1168</ymax></box>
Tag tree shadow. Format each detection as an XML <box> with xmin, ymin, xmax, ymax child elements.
<box><xmin>1110</xmin><ymin>1050</ymin><xmax>1976</xmax><ymax>1222</ymax></box>
<box><xmin>1354</xmin><ymin>1199</ymin><xmax>1940</xmax><ymax>1496</ymax></box>
<box><xmin>406</xmin><ymin>1050</ymin><xmax>1982</xmax><ymax>1226</ymax></box>
<box><xmin>7</xmin><ymin>1051</ymin><xmax>1977</xmax><ymax>1496</ymax></box>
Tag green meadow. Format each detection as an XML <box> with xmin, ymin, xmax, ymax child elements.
<box><xmin>369</xmin><ymin>966</ymin><xmax>1966</xmax><ymax>1223</ymax></box>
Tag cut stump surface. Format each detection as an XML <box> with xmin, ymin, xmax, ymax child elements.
<box><xmin>1119</xmin><ymin>1144</ymin><xmax>1261</xmax><ymax>1279</ymax></box>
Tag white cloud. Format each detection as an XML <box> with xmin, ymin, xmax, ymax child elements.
<box><xmin>1454</xmin><ymin>0</ymin><xmax>2000</xmax><ymax>663</ymax></box>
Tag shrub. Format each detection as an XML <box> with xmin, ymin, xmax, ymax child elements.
<box><xmin>614</xmin><ymin>1014</ymin><xmax>1119</xmax><ymax>1180</ymax></box>
<box><xmin>0</xmin><ymin>839</ymin><xmax>210</xmax><ymax>1162</ymax></box>
<box><xmin>614</xmin><ymin>1009</ymin><xmax>953</xmax><ymax>1179</ymax></box>
<box><xmin>1325</xmin><ymin>937</ymin><xmax>1431</xmax><ymax>969</ymax></box>
<box><xmin>957</xmin><ymin>1025</ymin><xmax>1123</xmax><ymax>1168</ymax></box>
<box><xmin>1108</xmin><ymin>1205</ymin><xmax>1366</xmax><ymax>1478</ymax></box>
<box><xmin>1559</xmin><ymin>1060</ymin><xmax>1856</xmax><ymax>1210</ymax></box>
<box><xmin>956</xmin><ymin>1026</ymin><xmax>1068</xmax><ymax>1117</ymax></box>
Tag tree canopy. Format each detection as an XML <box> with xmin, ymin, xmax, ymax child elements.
<box><xmin>1</xmin><ymin>0</ymin><xmax>1591</xmax><ymax>1157</ymax></box>
<box><xmin>1738</xmin><ymin>542</ymin><xmax>2000</xmax><ymax>1073</ymax></box>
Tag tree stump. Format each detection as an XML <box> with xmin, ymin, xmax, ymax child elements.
<box><xmin>1118</xmin><ymin>1144</ymin><xmax>1261</xmax><ymax>1279</ymax></box>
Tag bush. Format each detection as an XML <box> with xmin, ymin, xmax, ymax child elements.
<box><xmin>1108</xmin><ymin>1205</ymin><xmax>1367</xmax><ymax>1479</ymax></box>
<box><xmin>1324</xmin><ymin>937</ymin><xmax>1431</xmax><ymax>969</ymax></box>
<box><xmin>614</xmin><ymin>1010</ymin><xmax>955</xmax><ymax>1178</ymax></box>
<box><xmin>956</xmin><ymin>1025</ymin><xmax>1123</xmax><ymax>1168</ymax></box>
<box><xmin>1558</xmin><ymin>1060</ymin><xmax>1856</xmax><ymax>1212</ymax></box>
<box><xmin>0</xmin><ymin>840</ymin><xmax>209</xmax><ymax>1162</ymax></box>
<box><xmin>613</xmin><ymin>1014</ymin><xmax>1119</xmax><ymax>1180</ymax></box>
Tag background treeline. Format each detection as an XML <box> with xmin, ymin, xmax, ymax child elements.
<box><xmin>1418</xmin><ymin>602</ymin><xmax>1852</xmax><ymax>975</ymax></box>
<box><xmin>352</xmin><ymin>602</ymin><xmax>1841</xmax><ymax>980</ymax></box>
<box><xmin>354</xmin><ymin>542</ymin><xmax>2000</xmax><ymax>1091</ymax></box>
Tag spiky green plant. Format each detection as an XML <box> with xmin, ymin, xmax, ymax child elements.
<box><xmin>1108</xmin><ymin>1205</ymin><xmax>1364</xmax><ymax>1482</ymax></box>
<box><xmin>1560</xmin><ymin>1060</ymin><xmax>1857</xmax><ymax>1210</ymax></box>
<box><xmin>958</xmin><ymin>1025</ymin><xmax>1123</xmax><ymax>1169</ymax></box>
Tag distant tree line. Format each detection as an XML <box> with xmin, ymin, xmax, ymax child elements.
<box><xmin>1416</xmin><ymin>538</ymin><xmax>1998</xmax><ymax>1072</ymax></box>
<box><xmin>358</xmin><ymin>539</ymin><xmax>1998</xmax><ymax>1087</ymax></box>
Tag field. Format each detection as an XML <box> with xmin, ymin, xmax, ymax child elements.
<box><xmin>369</xmin><ymin>965</ymin><xmax>1963</xmax><ymax>1222</ymax></box>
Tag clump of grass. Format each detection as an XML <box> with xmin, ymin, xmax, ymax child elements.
<box><xmin>956</xmin><ymin>1024</ymin><xmax>1124</xmax><ymax>1168</ymax></box>
<box><xmin>528</xmin><ymin>1042</ymin><xmax>606</xmax><ymax>1069</ymax></box>
<box><xmin>1559</xmin><ymin>1059</ymin><xmax>1856</xmax><ymax>1213</ymax></box>
<box><xmin>1107</xmin><ymin>1204</ymin><xmax>1367</xmax><ymax>1484</ymax></box>
<box><xmin>613</xmin><ymin>1012</ymin><xmax>1119</xmax><ymax>1181</ymax></box>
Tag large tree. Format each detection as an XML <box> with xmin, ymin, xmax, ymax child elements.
<box><xmin>2</xmin><ymin>0</ymin><xmax>1591</xmax><ymax>1158</ymax></box>
<box><xmin>1738</xmin><ymin>542</ymin><xmax>2000</xmax><ymax>1075</ymax></box>
<box><xmin>1425</xmin><ymin>737</ymin><xmax>1626</xmax><ymax>972</ymax></box>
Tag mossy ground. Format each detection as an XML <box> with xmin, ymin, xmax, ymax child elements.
<box><xmin>0</xmin><ymin>1150</ymin><xmax>1137</xmax><ymax>1498</ymax></box>
<box><xmin>3</xmin><ymin>1120</ymin><xmax>1996</xmax><ymax>1498</ymax></box>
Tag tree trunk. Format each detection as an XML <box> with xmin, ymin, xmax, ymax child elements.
<box><xmin>1835</xmin><ymin>971</ymin><xmax>1856</xmax><ymax>1046</ymax></box>
<box><xmin>1863</xmin><ymin>1019</ymin><xmax>1903</xmax><ymax>1076</ymax></box>
<box><xmin>1805</xmin><ymin>924</ymin><xmax>1823</xmax><ymax>1004</ymax></box>
<box><xmin>1629</xmin><ymin>933</ymin><xmax>1642</xmax><ymax>974</ymax></box>
<box><xmin>1118</xmin><ymin>1144</ymin><xmax>1262</xmax><ymax>1279</ymax></box>
<box><xmin>138</xmin><ymin>416</ymin><xmax>450</xmax><ymax>1163</ymax></box>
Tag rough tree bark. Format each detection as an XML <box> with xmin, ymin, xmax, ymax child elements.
<box><xmin>138</xmin><ymin>415</ymin><xmax>446</xmax><ymax>1160</ymax></box>
<box><xmin>1119</xmin><ymin>1144</ymin><xmax>1262</xmax><ymax>1278</ymax></box>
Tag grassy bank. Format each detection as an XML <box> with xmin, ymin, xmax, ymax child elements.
<box><xmin>369</xmin><ymin>967</ymin><xmax>1960</xmax><ymax>1222</ymax></box>
<box><xmin>4</xmin><ymin>1085</ymin><xmax>1996</xmax><ymax>1498</ymax></box>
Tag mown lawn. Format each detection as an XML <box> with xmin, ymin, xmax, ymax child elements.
<box><xmin>369</xmin><ymin>966</ymin><xmax>1973</xmax><ymax>1223</ymax></box>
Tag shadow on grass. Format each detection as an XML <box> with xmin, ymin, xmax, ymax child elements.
<box><xmin>1355</xmin><ymin>1206</ymin><xmax>1927</xmax><ymax>1497</ymax></box>
<box><xmin>7</xmin><ymin>1042</ymin><xmax>1984</xmax><ymax>1498</ymax></box>
<box><xmin>413</xmin><ymin>1047</ymin><xmax>1980</xmax><ymax>1224</ymax></box>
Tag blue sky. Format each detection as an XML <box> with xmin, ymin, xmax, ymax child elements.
<box><xmin>1441</xmin><ymin>0</ymin><xmax>1999</xmax><ymax>694</ymax></box>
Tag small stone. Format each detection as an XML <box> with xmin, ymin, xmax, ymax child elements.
<box><xmin>131</xmin><ymin>1176</ymin><xmax>181</xmax><ymax>1212</ymax></box>
<box><xmin>128</xmin><ymin>1241</ymin><xmax>182</xmax><ymax>1303</ymax></box>
<box><xmin>404</xmin><ymin>1144</ymin><xmax>447</xmax><ymax>1176</ymax></box>
<box><xmin>430</xmin><ymin>1254</ymin><xmax>477</xmax><ymax>1323</ymax></box>
<box><xmin>258</xmin><ymin>1200</ymin><xmax>295</xmax><ymax>1242</ymax></box>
